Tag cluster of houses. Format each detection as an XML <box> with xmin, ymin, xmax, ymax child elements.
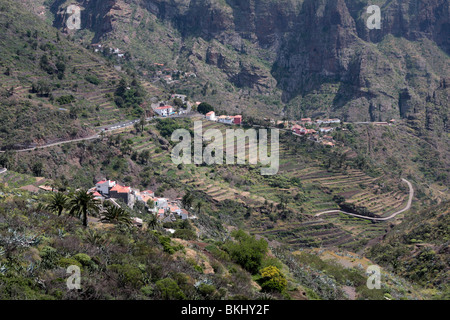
<box><xmin>288</xmin><ymin>118</ymin><xmax>342</xmax><ymax>147</ymax></box>
<box><xmin>151</xmin><ymin>94</ymin><xmax>192</xmax><ymax>117</ymax></box>
<box><xmin>88</xmin><ymin>180</ymin><xmax>193</xmax><ymax>225</ymax></box>
<box><xmin>153</xmin><ymin>63</ymin><xmax>197</xmax><ymax>85</ymax></box>
<box><xmin>91</xmin><ymin>44</ymin><xmax>126</xmax><ymax>58</ymax></box>
<box><xmin>205</xmin><ymin>111</ymin><xmax>243</xmax><ymax>125</ymax></box>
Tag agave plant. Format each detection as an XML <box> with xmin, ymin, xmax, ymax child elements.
<box><xmin>0</xmin><ymin>263</ymin><xmax>7</xmax><ymax>275</ymax></box>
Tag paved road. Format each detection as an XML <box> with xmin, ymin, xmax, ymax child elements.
<box><xmin>315</xmin><ymin>179</ymin><xmax>414</xmax><ymax>221</ymax></box>
<box><xmin>0</xmin><ymin>112</ymin><xmax>200</xmax><ymax>154</ymax></box>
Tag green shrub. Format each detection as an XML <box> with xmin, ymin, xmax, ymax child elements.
<box><xmin>198</xmin><ymin>283</ymin><xmax>216</xmax><ymax>299</ymax></box>
<box><xmin>259</xmin><ymin>266</ymin><xmax>287</xmax><ymax>293</ymax></box>
<box><xmin>85</xmin><ymin>75</ymin><xmax>100</xmax><ymax>85</ymax></box>
<box><xmin>224</xmin><ymin>230</ymin><xmax>268</xmax><ymax>274</ymax></box>
<box><xmin>56</xmin><ymin>95</ymin><xmax>75</xmax><ymax>105</ymax></box>
<box><xmin>73</xmin><ymin>253</ymin><xmax>92</xmax><ymax>266</ymax></box>
<box><xmin>57</xmin><ymin>258</ymin><xmax>82</xmax><ymax>270</ymax></box>
<box><xmin>173</xmin><ymin>229</ymin><xmax>197</xmax><ymax>241</ymax></box>
<box><xmin>140</xmin><ymin>285</ymin><xmax>154</xmax><ymax>297</ymax></box>
<box><xmin>158</xmin><ymin>235</ymin><xmax>183</xmax><ymax>254</ymax></box>
<box><xmin>40</xmin><ymin>246</ymin><xmax>59</xmax><ymax>269</ymax></box>
<box><xmin>108</xmin><ymin>264</ymin><xmax>144</xmax><ymax>288</ymax></box>
<box><xmin>155</xmin><ymin>278</ymin><xmax>186</xmax><ymax>300</ymax></box>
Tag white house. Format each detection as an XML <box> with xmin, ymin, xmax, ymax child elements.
<box><xmin>155</xmin><ymin>198</ymin><xmax>169</xmax><ymax>209</ymax></box>
<box><xmin>155</xmin><ymin>106</ymin><xmax>174</xmax><ymax>117</ymax></box>
<box><xmin>217</xmin><ymin>115</ymin><xmax>234</xmax><ymax>125</ymax></box>
<box><xmin>95</xmin><ymin>180</ymin><xmax>116</xmax><ymax>196</ymax></box>
<box><xmin>319</xmin><ymin>127</ymin><xmax>335</xmax><ymax>133</ymax></box>
<box><xmin>206</xmin><ymin>111</ymin><xmax>217</xmax><ymax>121</ymax></box>
<box><xmin>328</xmin><ymin>119</ymin><xmax>341</xmax><ymax>124</ymax></box>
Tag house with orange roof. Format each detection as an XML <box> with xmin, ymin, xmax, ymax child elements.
<box><xmin>109</xmin><ymin>184</ymin><xmax>135</xmax><ymax>207</ymax></box>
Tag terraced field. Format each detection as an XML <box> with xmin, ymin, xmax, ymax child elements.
<box><xmin>249</xmin><ymin>220</ymin><xmax>355</xmax><ymax>249</ymax></box>
<box><xmin>116</xmin><ymin>119</ymin><xmax>408</xmax><ymax>249</ymax></box>
<box><xmin>188</xmin><ymin>120</ymin><xmax>409</xmax><ymax>248</ymax></box>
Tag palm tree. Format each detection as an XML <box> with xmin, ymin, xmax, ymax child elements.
<box><xmin>147</xmin><ymin>213</ymin><xmax>159</xmax><ymax>230</ymax></box>
<box><xmin>68</xmin><ymin>189</ymin><xmax>101</xmax><ymax>227</ymax></box>
<box><xmin>46</xmin><ymin>192</ymin><xmax>68</xmax><ymax>216</ymax></box>
<box><xmin>101</xmin><ymin>205</ymin><xmax>132</xmax><ymax>226</ymax></box>
<box><xmin>195</xmin><ymin>201</ymin><xmax>203</xmax><ymax>215</ymax></box>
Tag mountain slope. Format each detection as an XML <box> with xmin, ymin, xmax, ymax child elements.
<box><xmin>368</xmin><ymin>201</ymin><xmax>449</xmax><ymax>299</ymax></box>
<box><xmin>46</xmin><ymin>0</ymin><xmax>449</xmax><ymax>128</ymax></box>
<box><xmin>0</xmin><ymin>0</ymin><xmax>154</xmax><ymax>150</ymax></box>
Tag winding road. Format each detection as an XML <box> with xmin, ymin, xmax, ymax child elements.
<box><xmin>0</xmin><ymin>119</ymin><xmax>144</xmax><ymax>153</ymax></box>
<box><xmin>315</xmin><ymin>179</ymin><xmax>414</xmax><ymax>221</ymax></box>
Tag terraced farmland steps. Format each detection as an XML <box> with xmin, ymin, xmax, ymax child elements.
<box><xmin>315</xmin><ymin>179</ymin><xmax>414</xmax><ymax>221</ymax></box>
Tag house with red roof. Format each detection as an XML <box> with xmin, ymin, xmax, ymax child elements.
<box><xmin>206</xmin><ymin>111</ymin><xmax>217</xmax><ymax>121</ymax></box>
<box><xmin>95</xmin><ymin>180</ymin><xmax>116</xmax><ymax>196</ymax></box>
<box><xmin>233</xmin><ymin>115</ymin><xmax>242</xmax><ymax>125</ymax></box>
<box><xmin>109</xmin><ymin>184</ymin><xmax>135</xmax><ymax>207</ymax></box>
<box><xmin>154</xmin><ymin>105</ymin><xmax>174</xmax><ymax>117</ymax></box>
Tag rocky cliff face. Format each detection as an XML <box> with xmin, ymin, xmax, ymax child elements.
<box><xmin>48</xmin><ymin>0</ymin><xmax>449</xmax><ymax>127</ymax></box>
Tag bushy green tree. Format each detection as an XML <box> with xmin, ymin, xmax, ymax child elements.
<box><xmin>224</xmin><ymin>230</ymin><xmax>268</xmax><ymax>274</ymax></box>
<box><xmin>197</xmin><ymin>102</ymin><xmax>214</xmax><ymax>115</ymax></box>
<box><xmin>155</xmin><ymin>278</ymin><xmax>186</xmax><ymax>300</ymax></box>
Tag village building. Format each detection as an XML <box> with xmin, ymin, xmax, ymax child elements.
<box><xmin>233</xmin><ymin>115</ymin><xmax>242</xmax><ymax>125</ymax></box>
<box><xmin>218</xmin><ymin>115</ymin><xmax>234</xmax><ymax>125</ymax></box>
<box><xmin>109</xmin><ymin>184</ymin><xmax>135</xmax><ymax>207</ymax></box>
<box><xmin>154</xmin><ymin>105</ymin><xmax>174</xmax><ymax>117</ymax></box>
<box><xmin>300</xmin><ymin>118</ymin><xmax>313</xmax><ymax>125</ymax></box>
<box><xmin>206</xmin><ymin>111</ymin><xmax>217</xmax><ymax>121</ymax></box>
<box><xmin>319</xmin><ymin>127</ymin><xmax>335</xmax><ymax>133</ymax></box>
<box><xmin>95</xmin><ymin>180</ymin><xmax>116</xmax><ymax>196</ymax></box>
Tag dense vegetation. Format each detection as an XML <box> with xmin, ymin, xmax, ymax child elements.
<box><xmin>368</xmin><ymin>201</ymin><xmax>450</xmax><ymax>299</ymax></box>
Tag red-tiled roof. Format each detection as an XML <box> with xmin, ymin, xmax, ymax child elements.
<box><xmin>110</xmin><ymin>185</ymin><xmax>131</xmax><ymax>194</ymax></box>
<box><xmin>157</xmin><ymin>106</ymin><xmax>173</xmax><ymax>110</ymax></box>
